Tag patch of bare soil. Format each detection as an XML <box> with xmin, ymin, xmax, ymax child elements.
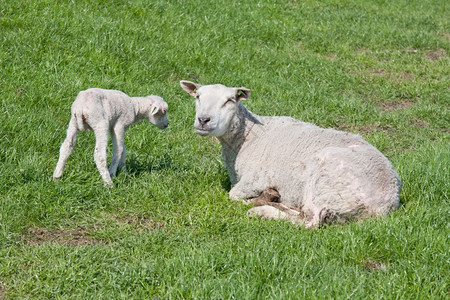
<box><xmin>0</xmin><ymin>281</ymin><xmax>7</xmax><ymax>299</ymax></box>
<box><xmin>425</xmin><ymin>49</ymin><xmax>447</xmax><ymax>61</ymax></box>
<box><xmin>378</xmin><ymin>100</ymin><xmax>414</xmax><ymax>112</ymax></box>
<box><xmin>369</xmin><ymin>68</ymin><xmax>386</xmax><ymax>77</ymax></box>
<box><xmin>108</xmin><ymin>214</ymin><xmax>164</xmax><ymax>232</ymax></box>
<box><xmin>360</xmin><ymin>260</ymin><xmax>387</xmax><ymax>271</ymax></box>
<box><xmin>410</xmin><ymin>119</ymin><xmax>429</xmax><ymax>129</ymax></box>
<box><xmin>400</xmin><ymin>49</ymin><xmax>419</xmax><ymax>54</ymax></box>
<box><xmin>23</xmin><ymin>227</ymin><xmax>103</xmax><ymax>246</ymax></box>
<box><xmin>349</xmin><ymin>67</ymin><xmax>416</xmax><ymax>85</ymax></box>
<box><xmin>326</xmin><ymin>54</ymin><xmax>338</xmax><ymax>61</ymax></box>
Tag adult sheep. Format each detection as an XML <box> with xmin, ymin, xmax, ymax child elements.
<box><xmin>180</xmin><ymin>81</ymin><xmax>400</xmax><ymax>228</ymax></box>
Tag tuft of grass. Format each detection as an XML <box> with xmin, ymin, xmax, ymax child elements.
<box><xmin>0</xmin><ymin>0</ymin><xmax>448</xmax><ymax>298</ymax></box>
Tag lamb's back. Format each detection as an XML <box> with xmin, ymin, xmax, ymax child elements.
<box><xmin>71</xmin><ymin>88</ymin><xmax>135</xmax><ymax>126</ymax></box>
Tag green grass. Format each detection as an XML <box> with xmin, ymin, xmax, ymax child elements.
<box><xmin>1</xmin><ymin>0</ymin><xmax>449</xmax><ymax>298</ymax></box>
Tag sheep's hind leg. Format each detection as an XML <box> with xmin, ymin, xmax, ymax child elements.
<box><xmin>246</xmin><ymin>188</ymin><xmax>305</xmax><ymax>225</ymax></box>
<box><xmin>245</xmin><ymin>187</ymin><xmax>281</xmax><ymax>206</ymax></box>
<box><xmin>93</xmin><ymin>124</ymin><xmax>113</xmax><ymax>188</ymax></box>
<box><xmin>247</xmin><ymin>204</ymin><xmax>304</xmax><ymax>225</ymax></box>
<box><xmin>53</xmin><ymin>118</ymin><xmax>78</xmax><ymax>180</ymax></box>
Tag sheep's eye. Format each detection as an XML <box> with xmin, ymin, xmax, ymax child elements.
<box><xmin>224</xmin><ymin>98</ymin><xmax>234</xmax><ymax>106</ymax></box>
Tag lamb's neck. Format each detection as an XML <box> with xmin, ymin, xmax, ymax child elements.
<box><xmin>132</xmin><ymin>97</ymin><xmax>151</xmax><ymax>122</ymax></box>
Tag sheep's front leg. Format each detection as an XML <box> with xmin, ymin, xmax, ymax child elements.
<box><xmin>229</xmin><ymin>180</ymin><xmax>262</xmax><ymax>203</ymax></box>
<box><xmin>109</xmin><ymin>126</ymin><xmax>126</xmax><ymax>178</ymax></box>
<box><xmin>53</xmin><ymin>118</ymin><xmax>78</xmax><ymax>180</ymax></box>
<box><xmin>93</xmin><ymin>124</ymin><xmax>113</xmax><ymax>187</ymax></box>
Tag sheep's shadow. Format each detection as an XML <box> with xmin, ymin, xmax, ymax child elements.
<box><xmin>218</xmin><ymin>166</ymin><xmax>232</xmax><ymax>192</ymax></box>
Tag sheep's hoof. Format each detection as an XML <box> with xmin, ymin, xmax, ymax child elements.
<box><xmin>249</xmin><ymin>188</ymin><xmax>281</xmax><ymax>206</ymax></box>
<box><xmin>262</xmin><ymin>188</ymin><xmax>281</xmax><ymax>202</ymax></box>
<box><xmin>52</xmin><ymin>176</ymin><xmax>60</xmax><ymax>181</ymax></box>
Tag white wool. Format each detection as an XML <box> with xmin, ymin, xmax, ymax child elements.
<box><xmin>53</xmin><ymin>88</ymin><xmax>168</xmax><ymax>187</ymax></box>
<box><xmin>181</xmin><ymin>81</ymin><xmax>400</xmax><ymax>227</ymax></box>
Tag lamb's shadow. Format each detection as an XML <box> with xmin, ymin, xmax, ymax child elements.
<box><xmin>125</xmin><ymin>153</ymin><xmax>188</xmax><ymax>176</ymax></box>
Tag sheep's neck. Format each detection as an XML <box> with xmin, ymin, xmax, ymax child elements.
<box><xmin>218</xmin><ymin>104</ymin><xmax>259</xmax><ymax>184</ymax></box>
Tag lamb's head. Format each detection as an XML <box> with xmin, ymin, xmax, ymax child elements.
<box><xmin>180</xmin><ymin>81</ymin><xmax>250</xmax><ymax>137</ymax></box>
<box><xmin>146</xmin><ymin>95</ymin><xmax>169</xmax><ymax>129</ymax></box>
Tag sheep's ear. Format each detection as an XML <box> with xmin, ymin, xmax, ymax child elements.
<box><xmin>235</xmin><ymin>88</ymin><xmax>251</xmax><ymax>101</ymax></box>
<box><xmin>151</xmin><ymin>104</ymin><xmax>159</xmax><ymax>115</ymax></box>
<box><xmin>180</xmin><ymin>80</ymin><xmax>201</xmax><ymax>97</ymax></box>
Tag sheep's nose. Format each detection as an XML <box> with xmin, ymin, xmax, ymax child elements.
<box><xmin>198</xmin><ymin>117</ymin><xmax>210</xmax><ymax>126</ymax></box>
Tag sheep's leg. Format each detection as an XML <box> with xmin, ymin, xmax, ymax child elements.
<box><xmin>93</xmin><ymin>124</ymin><xmax>113</xmax><ymax>187</ymax></box>
<box><xmin>247</xmin><ymin>205</ymin><xmax>304</xmax><ymax>225</ymax></box>
<box><xmin>246</xmin><ymin>188</ymin><xmax>281</xmax><ymax>206</ymax></box>
<box><xmin>53</xmin><ymin>118</ymin><xmax>78</xmax><ymax>180</ymax></box>
<box><xmin>109</xmin><ymin>126</ymin><xmax>126</xmax><ymax>177</ymax></box>
<box><xmin>229</xmin><ymin>181</ymin><xmax>262</xmax><ymax>202</ymax></box>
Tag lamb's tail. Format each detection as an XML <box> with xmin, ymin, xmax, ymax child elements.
<box><xmin>71</xmin><ymin>108</ymin><xmax>86</xmax><ymax>131</ymax></box>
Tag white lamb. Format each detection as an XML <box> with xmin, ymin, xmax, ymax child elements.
<box><xmin>180</xmin><ymin>80</ymin><xmax>400</xmax><ymax>228</ymax></box>
<box><xmin>53</xmin><ymin>88</ymin><xmax>169</xmax><ymax>187</ymax></box>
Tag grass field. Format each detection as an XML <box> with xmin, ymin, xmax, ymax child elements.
<box><xmin>0</xmin><ymin>0</ymin><xmax>449</xmax><ymax>298</ymax></box>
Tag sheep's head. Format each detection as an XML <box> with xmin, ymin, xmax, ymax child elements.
<box><xmin>180</xmin><ymin>81</ymin><xmax>250</xmax><ymax>137</ymax></box>
<box><xmin>147</xmin><ymin>96</ymin><xmax>169</xmax><ymax>129</ymax></box>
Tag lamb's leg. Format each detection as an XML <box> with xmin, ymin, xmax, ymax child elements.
<box><xmin>92</xmin><ymin>124</ymin><xmax>113</xmax><ymax>187</ymax></box>
<box><xmin>118</xmin><ymin>144</ymin><xmax>126</xmax><ymax>173</ymax></box>
<box><xmin>109</xmin><ymin>126</ymin><xmax>125</xmax><ymax>177</ymax></box>
<box><xmin>53</xmin><ymin>118</ymin><xmax>78</xmax><ymax>180</ymax></box>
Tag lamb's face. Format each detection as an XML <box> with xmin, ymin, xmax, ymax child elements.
<box><xmin>147</xmin><ymin>96</ymin><xmax>169</xmax><ymax>129</ymax></box>
<box><xmin>180</xmin><ymin>81</ymin><xmax>250</xmax><ymax>137</ymax></box>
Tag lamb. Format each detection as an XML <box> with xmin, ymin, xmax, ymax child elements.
<box><xmin>53</xmin><ymin>88</ymin><xmax>169</xmax><ymax>187</ymax></box>
<box><xmin>180</xmin><ymin>80</ymin><xmax>400</xmax><ymax>228</ymax></box>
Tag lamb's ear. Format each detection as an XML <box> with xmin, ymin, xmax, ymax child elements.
<box><xmin>180</xmin><ymin>80</ymin><xmax>201</xmax><ymax>97</ymax></box>
<box><xmin>151</xmin><ymin>104</ymin><xmax>160</xmax><ymax>115</ymax></box>
<box><xmin>235</xmin><ymin>88</ymin><xmax>251</xmax><ymax>101</ymax></box>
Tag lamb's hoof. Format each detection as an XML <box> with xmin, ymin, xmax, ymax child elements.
<box><xmin>52</xmin><ymin>176</ymin><xmax>60</xmax><ymax>181</ymax></box>
<box><xmin>104</xmin><ymin>182</ymin><xmax>114</xmax><ymax>189</ymax></box>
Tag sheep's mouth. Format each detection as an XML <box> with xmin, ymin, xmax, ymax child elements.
<box><xmin>195</xmin><ymin>128</ymin><xmax>212</xmax><ymax>136</ymax></box>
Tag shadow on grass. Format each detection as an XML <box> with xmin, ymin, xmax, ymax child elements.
<box><xmin>218</xmin><ymin>166</ymin><xmax>232</xmax><ymax>192</ymax></box>
<box><xmin>125</xmin><ymin>153</ymin><xmax>189</xmax><ymax>176</ymax></box>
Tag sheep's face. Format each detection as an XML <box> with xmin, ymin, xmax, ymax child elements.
<box><xmin>180</xmin><ymin>81</ymin><xmax>250</xmax><ymax>137</ymax></box>
<box><xmin>147</xmin><ymin>96</ymin><xmax>169</xmax><ymax>129</ymax></box>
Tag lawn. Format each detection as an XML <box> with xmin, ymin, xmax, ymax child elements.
<box><xmin>0</xmin><ymin>0</ymin><xmax>449</xmax><ymax>298</ymax></box>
